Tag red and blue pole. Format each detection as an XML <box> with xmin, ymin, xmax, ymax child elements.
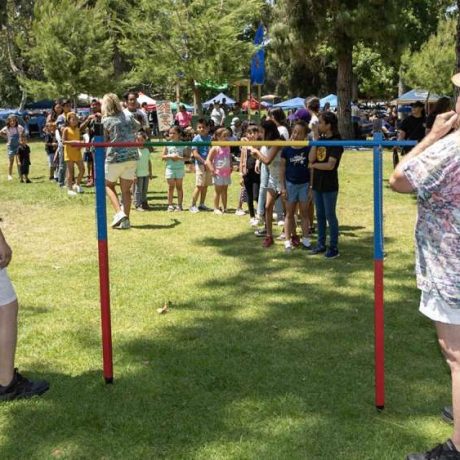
<box><xmin>93</xmin><ymin>124</ymin><xmax>113</xmax><ymax>384</ymax></box>
<box><xmin>373</xmin><ymin>128</ymin><xmax>384</xmax><ymax>409</ymax></box>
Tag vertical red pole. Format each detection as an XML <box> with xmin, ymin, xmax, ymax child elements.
<box><xmin>94</xmin><ymin>128</ymin><xmax>113</xmax><ymax>383</ymax></box>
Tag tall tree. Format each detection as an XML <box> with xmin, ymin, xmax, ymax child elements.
<box><xmin>0</xmin><ymin>0</ymin><xmax>36</xmax><ymax>108</ymax></box>
<box><xmin>122</xmin><ymin>0</ymin><xmax>264</xmax><ymax>113</ymax></box>
<box><xmin>21</xmin><ymin>0</ymin><xmax>115</xmax><ymax>100</ymax></box>
<box><xmin>402</xmin><ymin>18</ymin><xmax>456</xmax><ymax>95</ymax></box>
<box><xmin>275</xmin><ymin>0</ymin><xmax>449</xmax><ymax>137</ymax></box>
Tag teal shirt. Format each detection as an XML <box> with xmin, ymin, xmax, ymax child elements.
<box><xmin>165</xmin><ymin>145</ymin><xmax>185</xmax><ymax>171</ymax></box>
<box><xmin>136</xmin><ymin>148</ymin><xmax>151</xmax><ymax>177</ymax></box>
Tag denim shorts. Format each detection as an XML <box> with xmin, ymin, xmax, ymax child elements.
<box><xmin>165</xmin><ymin>167</ymin><xmax>185</xmax><ymax>180</ymax></box>
<box><xmin>0</xmin><ymin>269</ymin><xmax>16</xmax><ymax>307</ymax></box>
<box><xmin>286</xmin><ymin>181</ymin><xmax>309</xmax><ymax>203</ymax></box>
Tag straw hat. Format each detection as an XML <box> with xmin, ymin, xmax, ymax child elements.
<box><xmin>451</xmin><ymin>72</ymin><xmax>460</xmax><ymax>87</ymax></box>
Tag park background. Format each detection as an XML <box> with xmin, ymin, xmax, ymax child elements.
<box><xmin>0</xmin><ymin>1</ymin><xmax>459</xmax><ymax>459</ymax></box>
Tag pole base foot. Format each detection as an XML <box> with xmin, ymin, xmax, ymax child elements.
<box><xmin>104</xmin><ymin>377</ymin><xmax>114</xmax><ymax>384</ymax></box>
<box><xmin>376</xmin><ymin>405</ymin><xmax>384</xmax><ymax>412</ymax></box>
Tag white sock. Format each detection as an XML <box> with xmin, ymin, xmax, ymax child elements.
<box><xmin>302</xmin><ymin>237</ymin><xmax>311</xmax><ymax>247</ymax></box>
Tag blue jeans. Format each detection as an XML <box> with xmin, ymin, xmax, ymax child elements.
<box><xmin>314</xmin><ymin>191</ymin><xmax>339</xmax><ymax>248</ymax></box>
<box><xmin>134</xmin><ymin>176</ymin><xmax>149</xmax><ymax>207</ymax></box>
<box><xmin>256</xmin><ymin>164</ymin><xmax>269</xmax><ymax>217</ymax></box>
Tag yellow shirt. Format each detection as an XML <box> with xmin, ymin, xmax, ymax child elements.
<box><xmin>64</xmin><ymin>127</ymin><xmax>82</xmax><ymax>162</ymax></box>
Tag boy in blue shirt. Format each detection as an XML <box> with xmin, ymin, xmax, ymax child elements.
<box><xmin>190</xmin><ymin>119</ymin><xmax>212</xmax><ymax>213</ymax></box>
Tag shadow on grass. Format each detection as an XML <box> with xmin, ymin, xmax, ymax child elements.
<box><xmin>0</xmin><ymin>230</ymin><xmax>450</xmax><ymax>458</ymax></box>
<box><xmin>131</xmin><ymin>218</ymin><xmax>181</xmax><ymax>230</ymax></box>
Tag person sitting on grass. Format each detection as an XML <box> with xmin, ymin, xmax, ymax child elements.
<box><xmin>0</xmin><ymin>227</ymin><xmax>49</xmax><ymax>401</ymax></box>
<box><xmin>280</xmin><ymin>120</ymin><xmax>312</xmax><ymax>253</ymax></box>
<box><xmin>162</xmin><ymin>126</ymin><xmax>185</xmax><ymax>212</ymax></box>
<box><xmin>206</xmin><ymin>127</ymin><xmax>232</xmax><ymax>215</ymax></box>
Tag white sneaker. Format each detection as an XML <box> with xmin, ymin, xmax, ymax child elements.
<box><xmin>76</xmin><ymin>185</ymin><xmax>83</xmax><ymax>193</ymax></box>
<box><xmin>167</xmin><ymin>205</ymin><xmax>175</xmax><ymax>212</ymax></box>
<box><xmin>111</xmin><ymin>210</ymin><xmax>127</xmax><ymax>228</ymax></box>
<box><xmin>189</xmin><ymin>206</ymin><xmax>199</xmax><ymax>213</ymax></box>
<box><xmin>213</xmin><ymin>208</ymin><xmax>223</xmax><ymax>215</ymax></box>
<box><xmin>175</xmin><ymin>205</ymin><xmax>183</xmax><ymax>212</ymax></box>
<box><xmin>67</xmin><ymin>190</ymin><xmax>77</xmax><ymax>197</ymax></box>
<box><xmin>284</xmin><ymin>241</ymin><xmax>293</xmax><ymax>253</ymax></box>
<box><xmin>7</xmin><ymin>175</ymin><xmax>12</xmax><ymax>181</ymax></box>
<box><xmin>117</xmin><ymin>218</ymin><xmax>131</xmax><ymax>229</ymax></box>
<box><xmin>235</xmin><ymin>208</ymin><xmax>245</xmax><ymax>216</ymax></box>
<box><xmin>249</xmin><ymin>217</ymin><xmax>259</xmax><ymax>227</ymax></box>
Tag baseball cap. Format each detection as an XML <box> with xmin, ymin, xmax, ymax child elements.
<box><xmin>294</xmin><ymin>108</ymin><xmax>312</xmax><ymax>124</ymax></box>
<box><xmin>231</xmin><ymin>117</ymin><xmax>240</xmax><ymax>125</ymax></box>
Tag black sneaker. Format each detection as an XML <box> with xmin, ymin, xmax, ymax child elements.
<box><xmin>0</xmin><ymin>369</ymin><xmax>49</xmax><ymax>402</ymax></box>
<box><xmin>406</xmin><ymin>439</ymin><xmax>460</xmax><ymax>460</ymax></box>
<box><xmin>325</xmin><ymin>247</ymin><xmax>340</xmax><ymax>259</ymax></box>
<box><xmin>310</xmin><ymin>245</ymin><xmax>326</xmax><ymax>255</ymax></box>
<box><xmin>442</xmin><ymin>406</ymin><xmax>454</xmax><ymax>424</ymax></box>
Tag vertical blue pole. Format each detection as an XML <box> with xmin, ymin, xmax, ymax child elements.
<box><xmin>373</xmin><ymin>128</ymin><xmax>384</xmax><ymax>409</ymax></box>
<box><xmin>94</xmin><ymin>125</ymin><xmax>114</xmax><ymax>383</ymax></box>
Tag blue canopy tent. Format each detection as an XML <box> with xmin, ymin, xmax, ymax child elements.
<box><xmin>272</xmin><ymin>97</ymin><xmax>305</xmax><ymax>110</ymax></box>
<box><xmin>202</xmin><ymin>92</ymin><xmax>236</xmax><ymax>108</ymax></box>
<box><xmin>391</xmin><ymin>89</ymin><xmax>444</xmax><ymax>104</ymax></box>
<box><xmin>320</xmin><ymin>94</ymin><xmax>337</xmax><ymax>109</ymax></box>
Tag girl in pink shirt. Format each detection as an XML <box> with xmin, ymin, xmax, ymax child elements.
<box><xmin>206</xmin><ymin>128</ymin><xmax>232</xmax><ymax>214</ymax></box>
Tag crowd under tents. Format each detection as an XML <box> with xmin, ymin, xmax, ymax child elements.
<box><xmin>391</xmin><ymin>89</ymin><xmax>445</xmax><ymax>105</ymax></box>
<box><xmin>320</xmin><ymin>94</ymin><xmax>337</xmax><ymax>109</ymax></box>
<box><xmin>202</xmin><ymin>92</ymin><xmax>236</xmax><ymax>108</ymax></box>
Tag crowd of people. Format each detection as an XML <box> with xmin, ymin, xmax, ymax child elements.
<box><xmin>1</xmin><ymin>93</ymin><xmax>344</xmax><ymax>257</ymax></box>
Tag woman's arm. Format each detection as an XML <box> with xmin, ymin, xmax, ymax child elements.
<box><xmin>253</xmin><ymin>145</ymin><xmax>281</xmax><ymax>165</ymax></box>
<box><xmin>161</xmin><ymin>146</ymin><xmax>169</xmax><ymax>160</ymax></box>
<box><xmin>279</xmin><ymin>157</ymin><xmax>287</xmax><ymax>195</ymax></box>
<box><xmin>310</xmin><ymin>157</ymin><xmax>337</xmax><ymax>171</ymax></box>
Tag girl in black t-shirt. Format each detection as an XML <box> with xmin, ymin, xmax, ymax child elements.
<box><xmin>309</xmin><ymin>112</ymin><xmax>343</xmax><ymax>259</ymax></box>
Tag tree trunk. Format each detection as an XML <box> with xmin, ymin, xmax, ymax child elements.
<box><xmin>398</xmin><ymin>65</ymin><xmax>406</xmax><ymax>97</ymax></box>
<box><xmin>336</xmin><ymin>38</ymin><xmax>353</xmax><ymax>139</ymax></box>
<box><xmin>192</xmin><ymin>81</ymin><xmax>202</xmax><ymax>116</ymax></box>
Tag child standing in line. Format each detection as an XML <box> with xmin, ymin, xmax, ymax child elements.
<box><xmin>16</xmin><ymin>139</ymin><xmax>31</xmax><ymax>183</ymax></box>
<box><xmin>62</xmin><ymin>112</ymin><xmax>84</xmax><ymax>196</ymax></box>
<box><xmin>206</xmin><ymin>127</ymin><xmax>232</xmax><ymax>215</ymax></box>
<box><xmin>44</xmin><ymin>122</ymin><xmax>57</xmax><ymax>181</ymax></box>
<box><xmin>190</xmin><ymin>119</ymin><xmax>212</xmax><ymax>212</ymax></box>
<box><xmin>162</xmin><ymin>126</ymin><xmax>185</xmax><ymax>211</ymax></box>
<box><xmin>0</xmin><ymin>115</ymin><xmax>25</xmax><ymax>181</ymax></box>
<box><xmin>239</xmin><ymin>124</ymin><xmax>261</xmax><ymax>225</ymax></box>
<box><xmin>309</xmin><ymin>111</ymin><xmax>343</xmax><ymax>259</ymax></box>
<box><xmin>279</xmin><ymin>120</ymin><xmax>312</xmax><ymax>253</ymax></box>
<box><xmin>134</xmin><ymin>131</ymin><xmax>153</xmax><ymax>211</ymax></box>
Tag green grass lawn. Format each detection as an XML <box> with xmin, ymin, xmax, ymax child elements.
<box><xmin>0</xmin><ymin>140</ymin><xmax>452</xmax><ymax>459</ymax></box>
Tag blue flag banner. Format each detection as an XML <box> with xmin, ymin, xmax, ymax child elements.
<box><xmin>250</xmin><ymin>24</ymin><xmax>265</xmax><ymax>85</ymax></box>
